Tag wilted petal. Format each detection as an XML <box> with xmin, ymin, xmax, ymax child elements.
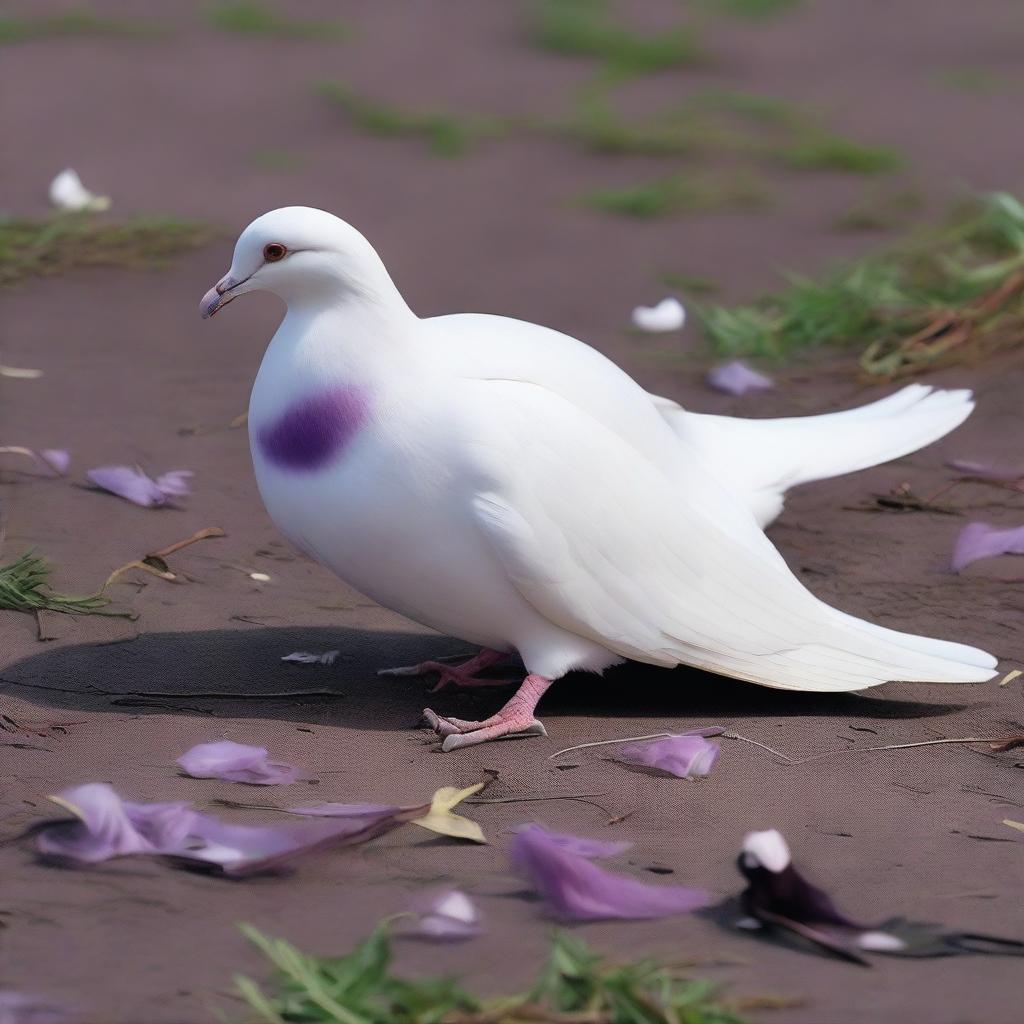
<box><xmin>616</xmin><ymin>730</ymin><xmax>721</xmax><ymax>779</ymax></box>
<box><xmin>38</xmin><ymin>450</ymin><xmax>70</xmax><ymax>475</ymax></box>
<box><xmin>951</xmin><ymin>522</ymin><xmax>1024</xmax><ymax>572</ymax></box>
<box><xmin>510</xmin><ymin>824</ymin><xmax>709</xmax><ymax>921</ymax></box>
<box><xmin>735</xmin><ymin>829</ymin><xmax>1024</xmax><ymax>963</ymax></box>
<box><xmin>36</xmin><ymin>784</ymin><xmax>195</xmax><ymax>863</ymax></box>
<box><xmin>511</xmin><ymin>823</ymin><xmax>631</xmax><ymax>858</ymax></box>
<box><xmin>282</xmin><ymin>650</ymin><xmax>339</xmax><ymax>665</ymax></box>
<box><xmin>738</xmin><ymin>828</ymin><xmax>875</xmax><ymax>964</ymax></box>
<box><xmin>631</xmin><ymin>297</ymin><xmax>686</xmax><ymax>333</ymax></box>
<box><xmin>86</xmin><ymin>465</ymin><xmax>167</xmax><ymax>507</ymax></box>
<box><xmin>86</xmin><ymin>465</ymin><xmax>192</xmax><ymax>507</ymax></box>
<box><xmin>176</xmin><ymin>809</ymin><xmax>421</xmax><ymax>877</ymax></box>
<box><xmin>707</xmin><ymin>360</ymin><xmax>774</xmax><ymax>395</ymax></box>
<box><xmin>154</xmin><ymin>470</ymin><xmax>193</xmax><ymax>497</ymax></box>
<box><xmin>0</xmin><ymin>991</ymin><xmax>71</xmax><ymax>1024</ymax></box>
<box><xmin>33</xmin><ymin>784</ymin><xmax>422</xmax><ymax>877</ymax></box>
<box><xmin>406</xmin><ymin>888</ymin><xmax>483</xmax><ymax>941</ymax></box>
<box><xmin>177</xmin><ymin>740</ymin><xmax>299</xmax><ymax>786</ymax></box>
<box><xmin>946</xmin><ymin>458</ymin><xmax>1023</xmax><ymax>484</ymax></box>
<box><xmin>48</xmin><ymin>168</ymin><xmax>110</xmax><ymax>212</ymax></box>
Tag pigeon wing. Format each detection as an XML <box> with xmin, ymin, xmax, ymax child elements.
<box><xmin>461</xmin><ymin>379</ymin><xmax>996</xmax><ymax>691</ymax></box>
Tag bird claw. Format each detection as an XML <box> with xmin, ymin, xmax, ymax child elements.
<box><xmin>422</xmin><ymin>707</ymin><xmax>547</xmax><ymax>751</ymax></box>
<box><xmin>420</xmin><ymin>708</ymin><xmax>461</xmax><ymax>737</ymax></box>
<box><xmin>441</xmin><ymin>720</ymin><xmax>546</xmax><ymax>751</ymax></box>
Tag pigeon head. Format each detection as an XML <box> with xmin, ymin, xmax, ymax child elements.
<box><xmin>200</xmin><ymin>206</ymin><xmax>404</xmax><ymax>319</ymax></box>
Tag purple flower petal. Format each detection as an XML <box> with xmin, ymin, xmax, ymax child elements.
<box><xmin>154</xmin><ymin>469</ymin><xmax>193</xmax><ymax>496</ymax></box>
<box><xmin>85</xmin><ymin>465</ymin><xmax>192</xmax><ymax>507</ymax></box>
<box><xmin>86</xmin><ymin>465</ymin><xmax>168</xmax><ymax>507</ymax></box>
<box><xmin>511</xmin><ymin>823</ymin><xmax>632</xmax><ymax>858</ymax></box>
<box><xmin>36</xmin><ymin>784</ymin><xmax>196</xmax><ymax>863</ymax></box>
<box><xmin>176</xmin><ymin>810</ymin><xmax>416</xmax><ymax>877</ymax></box>
<box><xmin>946</xmin><ymin>459</ymin><xmax>1024</xmax><ymax>484</ymax></box>
<box><xmin>616</xmin><ymin>731</ymin><xmax>721</xmax><ymax>778</ymax></box>
<box><xmin>34</xmin><ymin>784</ymin><xmax>423</xmax><ymax>877</ymax></box>
<box><xmin>177</xmin><ymin>740</ymin><xmax>300</xmax><ymax>786</ymax></box>
<box><xmin>39</xmin><ymin>449</ymin><xmax>70</xmax><ymax>475</ymax></box>
<box><xmin>510</xmin><ymin>824</ymin><xmax>709</xmax><ymax>921</ymax></box>
<box><xmin>406</xmin><ymin>888</ymin><xmax>484</xmax><ymax>941</ymax></box>
<box><xmin>951</xmin><ymin>522</ymin><xmax>1024</xmax><ymax>572</ymax></box>
<box><xmin>707</xmin><ymin>360</ymin><xmax>774</xmax><ymax>396</ymax></box>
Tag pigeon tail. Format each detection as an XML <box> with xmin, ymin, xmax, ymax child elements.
<box><xmin>655</xmin><ymin>384</ymin><xmax>975</xmax><ymax>526</ymax></box>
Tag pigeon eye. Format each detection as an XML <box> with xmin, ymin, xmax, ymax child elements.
<box><xmin>263</xmin><ymin>242</ymin><xmax>287</xmax><ymax>262</ymax></box>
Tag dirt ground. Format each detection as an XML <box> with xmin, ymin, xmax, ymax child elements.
<box><xmin>1</xmin><ymin>3</ymin><xmax>1022</xmax><ymax>1022</ymax></box>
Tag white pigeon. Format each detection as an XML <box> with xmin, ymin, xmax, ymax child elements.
<box><xmin>200</xmin><ymin>207</ymin><xmax>998</xmax><ymax>751</ymax></box>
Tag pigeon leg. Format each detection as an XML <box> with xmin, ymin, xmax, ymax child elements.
<box><xmin>378</xmin><ymin>648</ymin><xmax>509</xmax><ymax>692</ymax></box>
<box><xmin>423</xmin><ymin>673</ymin><xmax>552</xmax><ymax>751</ymax></box>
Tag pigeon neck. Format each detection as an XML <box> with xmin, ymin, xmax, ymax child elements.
<box><xmin>281</xmin><ymin>262</ymin><xmax>413</xmax><ymax>324</ymax></box>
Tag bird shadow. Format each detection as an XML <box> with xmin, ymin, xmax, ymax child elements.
<box><xmin>0</xmin><ymin>626</ymin><xmax>969</xmax><ymax>731</ymax></box>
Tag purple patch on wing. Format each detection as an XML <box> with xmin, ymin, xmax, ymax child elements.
<box><xmin>257</xmin><ymin>386</ymin><xmax>370</xmax><ymax>472</ymax></box>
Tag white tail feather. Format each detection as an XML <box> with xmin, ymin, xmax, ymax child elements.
<box><xmin>655</xmin><ymin>385</ymin><xmax>976</xmax><ymax>527</ymax></box>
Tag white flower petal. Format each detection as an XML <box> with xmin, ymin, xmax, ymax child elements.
<box><xmin>631</xmin><ymin>297</ymin><xmax>686</xmax><ymax>333</ymax></box>
<box><xmin>856</xmin><ymin>930</ymin><xmax>906</xmax><ymax>952</ymax></box>
<box><xmin>49</xmin><ymin>168</ymin><xmax>111</xmax><ymax>212</ymax></box>
<box><xmin>742</xmin><ymin>828</ymin><xmax>791</xmax><ymax>873</ymax></box>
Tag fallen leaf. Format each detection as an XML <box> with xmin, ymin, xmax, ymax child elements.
<box><xmin>411</xmin><ymin>783</ymin><xmax>487</xmax><ymax>843</ymax></box>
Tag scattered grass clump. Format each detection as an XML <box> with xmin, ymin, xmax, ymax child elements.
<box><xmin>0</xmin><ymin>214</ymin><xmax>220</xmax><ymax>285</ymax></box>
<box><xmin>318</xmin><ymin>83</ymin><xmax>504</xmax><ymax>157</ymax></box>
<box><xmin>778</xmin><ymin>132</ymin><xmax>903</xmax><ymax>174</ymax></box>
<box><xmin>698</xmin><ymin>0</ymin><xmax>802</xmax><ymax>18</ymax></box>
<box><xmin>0</xmin><ymin>9</ymin><xmax>165</xmax><ymax>44</ymax></box>
<box><xmin>561</xmin><ymin>91</ymin><xmax>700</xmax><ymax>155</ymax></box>
<box><xmin>208</xmin><ymin>1</ymin><xmax>349</xmax><ymax>38</ymax></box>
<box><xmin>531</xmin><ymin>0</ymin><xmax>704</xmax><ymax>76</ymax></box>
<box><xmin>581</xmin><ymin>172</ymin><xmax>769</xmax><ymax>218</ymax></box>
<box><xmin>0</xmin><ymin>551</ymin><xmax>115</xmax><ymax>617</ymax></box>
<box><xmin>235</xmin><ymin>924</ymin><xmax>749</xmax><ymax>1024</ymax></box>
<box><xmin>696</xmin><ymin>191</ymin><xmax>1024</xmax><ymax>376</ymax></box>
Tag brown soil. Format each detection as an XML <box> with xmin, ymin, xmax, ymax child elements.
<box><xmin>1</xmin><ymin>3</ymin><xmax>1022</xmax><ymax>1022</ymax></box>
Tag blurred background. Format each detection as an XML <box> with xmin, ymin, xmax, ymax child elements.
<box><xmin>4</xmin><ymin>0</ymin><xmax>1024</xmax><ymax>374</ymax></box>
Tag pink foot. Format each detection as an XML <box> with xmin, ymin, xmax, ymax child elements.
<box><xmin>423</xmin><ymin>673</ymin><xmax>552</xmax><ymax>751</ymax></box>
<box><xmin>378</xmin><ymin>648</ymin><xmax>510</xmax><ymax>693</ymax></box>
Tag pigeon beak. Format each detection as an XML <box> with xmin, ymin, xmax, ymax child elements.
<box><xmin>200</xmin><ymin>274</ymin><xmax>241</xmax><ymax>319</ymax></box>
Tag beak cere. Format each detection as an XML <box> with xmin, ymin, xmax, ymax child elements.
<box><xmin>199</xmin><ymin>275</ymin><xmax>239</xmax><ymax>319</ymax></box>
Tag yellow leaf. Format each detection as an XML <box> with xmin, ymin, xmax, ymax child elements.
<box><xmin>1003</xmin><ymin>819</ymin><xmax>1024</xmax><ymax>833</ymax></box>
<box><xmin>411</xmin><ymin>783</ymin><xmax>487</xmax><ymax>844</ymax></box>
